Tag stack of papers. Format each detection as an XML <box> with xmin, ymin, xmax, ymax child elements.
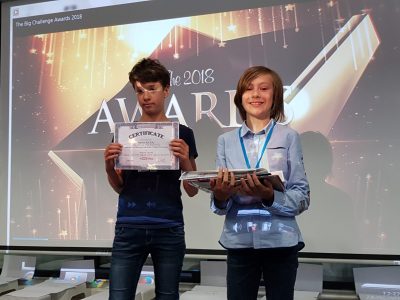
<box><xmin>179</xmin><ymin>168</ymin><xmax>285</xmax><ymax>193</ymax></box>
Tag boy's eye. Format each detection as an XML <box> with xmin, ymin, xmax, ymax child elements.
<box><xmin>135</xmin><ymin>86</ymin><xmax>162</xmax><ymax>96</ymax></box>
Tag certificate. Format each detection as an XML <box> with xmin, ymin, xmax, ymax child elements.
<box><xmin>114</xmin><ymin>122</ymin><xmax>179</xmax><ymax>170</ymax></box>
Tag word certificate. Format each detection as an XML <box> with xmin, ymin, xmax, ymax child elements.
<box><xmin>115</xmin><ymin>122</ymin><xmax>179</xmax><ymax>170</ymax></box>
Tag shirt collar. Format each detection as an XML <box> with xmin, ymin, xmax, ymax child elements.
<box><xmin>240</xmin><ymin>119</ymin><xmax>274</xmax><ymax>137</ymax></box>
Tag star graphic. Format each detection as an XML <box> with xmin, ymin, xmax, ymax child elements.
<box><xmin>218</xmin><ymin>41</ymin><xmax>226</xmax><ymax>47</ymax></box>
<box><xmin>227</xmin><ymin>24</ymin><xmax>237</xmax><ymax>32</ymax></box>
<box><xmin>327</xmin><ymin>0</ymin><xmax>336</xmax><ymax>8</ymax></box>
<box><xmin>285</xmin><ymin>4</ymin><xmax>295</xmax><ymax>11</ymax></box>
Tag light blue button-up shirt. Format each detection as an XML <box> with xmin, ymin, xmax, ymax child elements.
<box><xmin>211</xmin><ymin>121</ymin><xmax>310</xmax><ymax>249</ymax></box>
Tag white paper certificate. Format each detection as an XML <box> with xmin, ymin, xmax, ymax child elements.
<box><xmin>114</xmin><ymin>122</ymin><xmax>179</xmax><ymax>170</ymax></box>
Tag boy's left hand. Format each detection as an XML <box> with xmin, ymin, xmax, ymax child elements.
<box><xmin>239</xmin><ymin>172</ymin><xmax>274</xmax><ymax>201</ymax></box>
<box><xmin>169</xmin><ymin>138</ymin><xmax>191</xmax><ymax>171</ymax></box>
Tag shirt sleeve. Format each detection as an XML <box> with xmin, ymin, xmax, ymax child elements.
<box><xmin>268</xmin><ymin>131</ymin><xmax>310</xmax><ymax>217</ymax></box>
<box><xmin>210</xmin><ymin>193</ymin><xmax>233</xmax><ymax>215</ymax></box>
<box><xmin>183</xmin><ymin>126</ymin><xmax>198</xmax><ymax>159</ymax></box>
<box><xmin>179</xmin><ymin>124</ymin><xmax>199</xmax><ymax>159</ymax></box>
<box><xmin>210</xmin><ymin>134</ymin><xmax>233</xmax><ymax>215</ymax></box>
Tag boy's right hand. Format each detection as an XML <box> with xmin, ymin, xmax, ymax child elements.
<box><xmin>210</xmin><ymin>169</ymin><xmax>239</xmax><ymax>202</ymax></box>
<box><xmin>104</xmin><ymin>143</ymin><xmax>123</xmax><ymax>172</ymax></box>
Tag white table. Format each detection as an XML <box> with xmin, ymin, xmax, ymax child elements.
<box><xmin>1</xmin><ymin>279</ymin><xmax>87</xmax><ymax>300</ymax></box>
<box><xmin>181</xmin><ymin>285</ymin><xmax>227</xmax><ymax>300</ymax></box>
<box><xmin>82</xmin><ymin>284</ymin><xmax>155</xmax><ymax>300</ymax></box>
<box><xmin>260</xmin><ymin>290</ymin><xmax>320</xmax><ymax>300</ymax></box>
<box><xmin>0</xmin><ymin>278</ymin><xmax>18</xmax><ymax>295</ymax></box>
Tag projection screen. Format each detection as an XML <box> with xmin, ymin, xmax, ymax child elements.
<box><xmin>1</xmin><ymin>0</ymin><xmax>399</xmax><ymax>256</ymax></box>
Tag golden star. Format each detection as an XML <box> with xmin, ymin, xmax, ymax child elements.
<box><xmin>285</xmin><ymin>4</ymin><xmax>295</xmax><ymax>11</ymax></box>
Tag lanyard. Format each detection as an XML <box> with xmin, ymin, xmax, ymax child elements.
<box><xmin>239</xmin><ymin>120</ymin><xmax>275</xmax><ymax>169</ymax></box>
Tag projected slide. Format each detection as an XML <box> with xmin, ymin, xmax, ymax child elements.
<box><xmin>3</xmin><ymin>0</ymin><xmax>400</xmax><ymax>255</ymax></box>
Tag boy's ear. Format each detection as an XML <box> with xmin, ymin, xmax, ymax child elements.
<box><xmin>164</xmin><ymin>85</ymin><xmax>170</xmax><ymax>97</ymax></box>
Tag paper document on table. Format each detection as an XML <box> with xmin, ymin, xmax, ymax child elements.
<box><xmin>180</xmin><ymin>168</ymin><xmax>285</xmax><ymax>193</ymax></box>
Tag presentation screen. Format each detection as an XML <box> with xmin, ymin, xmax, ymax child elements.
<box><xmin>1</xmin><ymin>0</ymin><xmax>399</xmax><ymax>256</ymax></box>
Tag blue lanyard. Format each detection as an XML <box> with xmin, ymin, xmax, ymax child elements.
<box><xmin>239</xmin><ymin>121</ymin><xmax>275</xmax><ymax>169</ymax></box>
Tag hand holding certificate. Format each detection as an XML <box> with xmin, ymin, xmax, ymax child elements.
<box><xmin>180</xmin><ymin>168</ymin><xmax>285</xmax><ymax>193</ymax></box>
<box><xmin>114</xmin><ymin>122</ymin><xmax>179</xmax><ymax>170</ymax></box>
